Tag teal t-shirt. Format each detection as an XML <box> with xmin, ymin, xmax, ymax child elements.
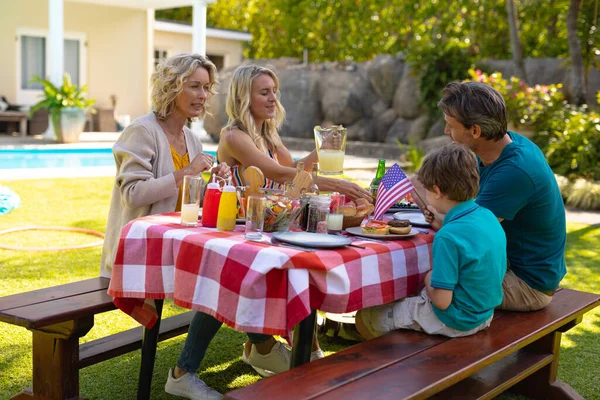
<box><xmin>430</xmin><ymin>199</ymin><xmax>506</xmax><ymax>331</ymax></box>
<box><xmin>476</xmin><ymin>132</ymin><xmax>566</xmax><ymax>292</ymax></box>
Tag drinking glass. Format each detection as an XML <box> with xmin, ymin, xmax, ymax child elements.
<box><xmin>327</xmin><ymin>193</ymin><xmax>345</xmax><ymax>233</ymax></box>
<box><xmin>181</xmin><ymin>175</ymin><xmax>204</xmax><ymax>226</ymax></box>
<box><xmin>245</xmin><ymin>195</ymin><xmax>266</xmax><ymax>240</ymax></box>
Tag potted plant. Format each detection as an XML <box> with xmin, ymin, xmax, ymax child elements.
<box><xmin>29</xmin><ymin>74</ymin><xmax>95</xmax><ymax>143</ymax></box>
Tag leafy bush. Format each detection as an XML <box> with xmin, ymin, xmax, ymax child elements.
<box><xmin>407</xmin><ymin>38</ymin><xmax>475</xmax><ymax>118</ymax></box>
<box><xmin>467</xmin><ymin>69</ymin><xmax>564</xmax><ymax>132</ymax></box>
<box><xmin>545</xmin><ymin>108</ymin><xmax>600</xmax><ymax>181</ymax></box>
<box><xmin>468</xmin><ymin>70</ymin><xmax>600</xmax><ymax>182</ymax></box>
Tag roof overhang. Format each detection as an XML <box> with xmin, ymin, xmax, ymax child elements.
<box><xmin>155</xmin><ymin>21</ymin><xmax>251</xmax><ymax>41</ymax></box>
<box><xmin>66</xmin><ymin>0</ymin><xmax>209</xmax><ymax>11</ymax></box>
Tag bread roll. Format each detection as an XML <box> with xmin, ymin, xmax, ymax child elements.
<box><xmin>355</xmin><ymin>203</ymin><xmax>369</xmax><ymax>217</ymax></box>
<box><xmin>339</xmin><ymin>202</ymin><xmax>357</xmax><ymax>216</ymax></box>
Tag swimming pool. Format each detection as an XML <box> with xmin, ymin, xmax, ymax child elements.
<box><xmin>0</xmin><ymin>147</ymin><xmax>217</xmax><ymax>170</ymax></box>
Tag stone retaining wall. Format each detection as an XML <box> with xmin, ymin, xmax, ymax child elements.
<box><xmin>204</xmin><ymin>55</ymin><xmax>599</xmax><ymax>156</ymax></box>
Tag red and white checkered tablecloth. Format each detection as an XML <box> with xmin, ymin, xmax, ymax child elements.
<box><xmin>108</xmin><ymin>212</ymin><xmax>434</xmax><ymax>336</ymax></box>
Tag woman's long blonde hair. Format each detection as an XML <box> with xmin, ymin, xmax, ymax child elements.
<box><xmin>151</xmin><ymin>53</ymin><xmax>218</xmax><ymax>120</ymax></box>
<box><xmin>222</xmin><ymin>65</ymin><xmax>285</xmax><ymax>153</ymax></box>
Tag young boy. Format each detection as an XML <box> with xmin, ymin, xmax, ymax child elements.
<box><xmin>356</xmin><ymin>144</ymin><xmax>506</xmax><ymax>338</ymax></box>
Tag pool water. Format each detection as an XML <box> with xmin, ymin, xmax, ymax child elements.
<box><xmin>0</xmin><ymin>147</ymin><xmax>217</xmax><ymax>170</ymax></box>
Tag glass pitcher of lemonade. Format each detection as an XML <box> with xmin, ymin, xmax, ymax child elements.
<box><xmin>314</xmin><ymin>125</ymin><xmax>347</xmax><ymax>175</ymax></box>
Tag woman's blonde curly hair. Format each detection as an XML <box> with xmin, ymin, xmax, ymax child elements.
<box><xmin>222</xmin><ymin>65</ymin><xmax>285</xmax><ymax>154</ymax></box>
<box><xmin>151</xmin><ymin>53</ymin><xmax>218</xmax><ymax>120</ymax></box>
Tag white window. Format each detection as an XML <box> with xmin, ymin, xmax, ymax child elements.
<box><xmin>16</xmin><ymin>28</ymin><xmax>87</xmax><ymax>105</ymax></box>
<box><xmin>154</xmin><ymin>49</ymin><xmax>168</xmax><ymax>69</ymax></box>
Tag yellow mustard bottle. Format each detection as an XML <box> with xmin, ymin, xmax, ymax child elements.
<box><xmin>216</xmin><ymin>178</ymin><xmax>237</xmax><ymax>231</ymax></box>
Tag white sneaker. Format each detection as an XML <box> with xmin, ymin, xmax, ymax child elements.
<box><xmin>310</xmin><ymin>348</ymin><xmax>325</xmax><ymax>361</ymax></box>
<box><xmin>165</xmin><ymin>368</ymin><xmax>222</xmax><ymax>400</ymax></box>
<box><xmin>241</xmin><ymin>345</ymin><xmax>275</xmax><ymax>377</ymax></box>
<box><xmin>246</xmin><ymin>341</ymin><xmax>291</xmax><ymax>375</ymax></box>
<box><xmin>242</xmin><ymin>344</ymin><xmax>325</xmax><ymax>377</ymax></box>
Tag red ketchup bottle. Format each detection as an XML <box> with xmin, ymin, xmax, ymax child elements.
<box><xmin>201</xmin><ymin>174</ymin><xmax>221</xmax><ymax>228</ymax></box>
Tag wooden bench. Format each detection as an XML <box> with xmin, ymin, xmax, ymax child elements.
<box><xmin>0</xmin><ymin>277</ymin><xmax>193</xmax><ymax>400</ymax></box>
<box><xmin>225</xmin><ymin>288</ymin><xmax>600</xmax><ymax>400</ymax></box>
<box><xmin>0</xmin><ymin>111</ymin><xmax>28</xmax><ymax>136</ymax></box>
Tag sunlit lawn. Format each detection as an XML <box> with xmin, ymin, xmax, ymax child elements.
<box><xmin>0</xmin><ymin>177</ymin><xmax>598</xmax><ymax>399</ymax></box>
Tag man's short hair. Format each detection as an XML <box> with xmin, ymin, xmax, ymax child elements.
<box><xmin>438</xmin><ymin>81</ymin><xmax>508</xmax><ymax>141</ymax></box>
<box><xmin>417</xmin><ymin>143</ymin><xmax>479</xmax><ymax>202</ymax></box>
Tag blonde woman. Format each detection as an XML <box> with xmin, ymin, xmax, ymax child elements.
<box><xmin>101</xmin><ymin>53</ymin><xmax>229</xmax><ymax>281</ymax></box>
<box><xmin>217</xmin><ymin>64</ymin><xmax>372</xmax><ymax>201</ymax></box>
<box><xmin>216</xmin><ymin>64</ymin><xmax>371</xmax><ymax>377</ymax></box>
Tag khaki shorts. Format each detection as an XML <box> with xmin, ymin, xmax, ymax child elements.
<box><xmin>498</xmin><ymin>269</ymin><xmax>553</xmax><ymax>312</ymax></box>
<box><xmin>391</xmin><ymin>288</ymin><xmax>493</xmax><ymax>338</ymax></box>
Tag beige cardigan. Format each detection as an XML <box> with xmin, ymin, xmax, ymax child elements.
<box><xmin>100</xmin><ymin>112</ymin><xmax>204</xmax><ymax>278</ymax></box>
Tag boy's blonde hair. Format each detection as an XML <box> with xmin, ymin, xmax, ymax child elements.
<box><xmin>222</xmin><ymin>65</ymin><xmax>285</xmax><ymax>153</ymax></box>
<box><xmin>417</xmin><ymin>143</ymin><xmax>479</xmax><ymax>202</ymax></box>
<box><xmin>151</xmin><ymin>53</ymin><xmax>218</xmax><ymax>120</ymax></box>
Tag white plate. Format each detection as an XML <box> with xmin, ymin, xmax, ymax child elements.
<box><xmin>271</xmin><ymin>231</ymin><xmax>351</xmax><ymax>248</ymax></box>
<box><xmin>345</xmin><ymin>226</ymin><xmax>419</xmax><ymax>240</ymax></box>
<box><xmin>392</xmin><ymin>211</ymin><xmax>430</xmax><ymax>227</ymax></box>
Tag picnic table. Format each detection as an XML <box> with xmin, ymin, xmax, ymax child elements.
<box><xmin>107</xmin><ymin>211</ymin><xmax>434</xmax><ymax>394</ymax></box>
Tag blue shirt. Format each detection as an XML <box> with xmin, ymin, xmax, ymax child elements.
<box><xmin>476</xmin><ymin>132</ymin><xmax>566</xmax><ymax>292</ymax></box>
<box><xmin>430</xmin><ymin>199</ymin><xmax>506</xmax><ymax>331</ymax></box>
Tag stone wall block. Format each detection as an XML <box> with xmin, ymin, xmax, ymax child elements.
<box><xmin>427</xmin><ymin>117</ymin><xmax>446</xmax><ymax>138</ymax></box>
<box><xmin>279</xmin><ymin>69</ymin><xmax>322</xmax><ymax>138</ymax></box>
<box><xmin>366</xmin><ymin>54</ymin><xmax>405</xmax><ymax>106</ymax></box>
<box><xmin>386</xmin><ymin>118</ymin><xmax>415</xmax><ymax>144</ymax></box>
<box><xmin>393</xmin><ymin>65</ymin><xmax>423</xmax><ymax>119</ymax></box>
<box><xmin>318</xmin><ymin>70</ymin><xmax>362</xmax><ymax>126</ymax></box>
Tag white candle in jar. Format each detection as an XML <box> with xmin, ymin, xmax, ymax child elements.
<box><xmin>327</xmin><ymin>213</ymin><xmax>344</xmax><ymax>231</ymax></box>
<box><xmin>181</xmin><ymin>204</ymin><xmax>200</xmax><ymax>226</ymax></box>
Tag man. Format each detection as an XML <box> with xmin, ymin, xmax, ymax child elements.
<box><xmin>420</xmin><ymin>81</ymin><xmax>566</xmax><ymax>312</ymax></box>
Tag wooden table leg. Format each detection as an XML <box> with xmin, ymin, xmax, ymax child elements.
<box><xmin>12</xmin><ymin>317</ymin><xmax>94</xmax><ymax>400</ymax></box>
<box><xmin>290</xmin><ymin>309</ymin><xmax>317</xmax><ymax>368</ymax></box>
<box><xmin>511</xmin><ymin>317</ymin><xmax>585</xmax><ymax>400</ymax></box>
<box><xmin>137</xmin><ymin>299</ymin><xmax>164</xmax><ymax>400</ymax></box>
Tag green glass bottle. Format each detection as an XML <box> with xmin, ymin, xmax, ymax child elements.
<box><xmin>370</xmin><ymin>159</ymin><xmax>386</xmax><ymax>201</ymax></box>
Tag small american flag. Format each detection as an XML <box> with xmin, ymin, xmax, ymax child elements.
<box><xmin>373</xmin><ymin>163</ymin><xmax>415</xmax><ymax>220</ymax></box>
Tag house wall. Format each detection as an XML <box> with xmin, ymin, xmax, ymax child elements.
<box><xmin>0</xmin><ymin>0</ymin><xmax>152</xmax><ymax>120</ymax></box>
<box><xmin>154</xmin><ymin>30</ymin><xmax>245</xmax><ymax>69</ymax></box>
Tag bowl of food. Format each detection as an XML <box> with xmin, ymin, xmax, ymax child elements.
<box><xmin>263</xmin><ymin>194</ymin><xmax>308</xmax><ymax>232</ymax></box>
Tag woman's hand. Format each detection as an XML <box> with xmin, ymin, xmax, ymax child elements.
<box><xmin>424</xmin><ymin>205</ymin><xmax>443</xmax><ymax>231</ymax></box>
<box><xmin>210</xmin><ymin>162</ymin><xmax>231</xmax><ymax>181</ymax></box>
<box><xmin>187</xmin><ymin>152</ymin><xmax>215</xmax><ymax>175</ymax></box>
<box><xmin>337</xmin><ymin>180</ymin><xmax>373</xmax><ymax>203</ymax></box>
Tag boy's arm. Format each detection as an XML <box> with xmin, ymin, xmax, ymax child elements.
<box><xmin>424</xmin><ymin>271</ymin><xmax>453</xmax><ymax>310</ymax></box>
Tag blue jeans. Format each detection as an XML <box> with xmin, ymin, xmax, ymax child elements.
<box><xmin>177</xmin><ymin>311</ymin><xmax>270</xmax><ymax>373</ymax></box>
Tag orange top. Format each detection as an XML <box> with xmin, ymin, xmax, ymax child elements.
<box><xmin>170</xmin><ymin>146</ymin><xmax>190</xmax><ymax>212</ymax></box>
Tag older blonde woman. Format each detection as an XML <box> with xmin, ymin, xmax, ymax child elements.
<box><xmin>217</xmin><ymin>64</ymin><xmax>372</xmax><ymax>201</ymax></box>
<box><xmin>100</xmin><ymin>53</ymin><xmax>229</xmax><ymax>280</ymax></box>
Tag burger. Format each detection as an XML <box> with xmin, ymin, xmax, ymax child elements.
<box><xmin>387</xmin><ymin>219</ymin><xmax>412</xmax><ymax>235</ymax></box>
<box><xmin>361</xmin><ymin>219</ymin><xmax>390</xmax><ymax>235</ymax></box>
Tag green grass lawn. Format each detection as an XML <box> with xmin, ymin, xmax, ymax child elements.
<box><xmin>0</xmin><ymin>177</ymin><xmax>599</xmax><ymax>399</ymax></box>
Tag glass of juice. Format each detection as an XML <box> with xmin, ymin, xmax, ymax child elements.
<box><xmin>181</xmin><ymin>175</ymin><xmax>204</xmax><ymax>226</ymax></box>
<box><xmin>314</xmin><ymin>125</ymin><xmax>346</xmax><ymax>175</ymax></box>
